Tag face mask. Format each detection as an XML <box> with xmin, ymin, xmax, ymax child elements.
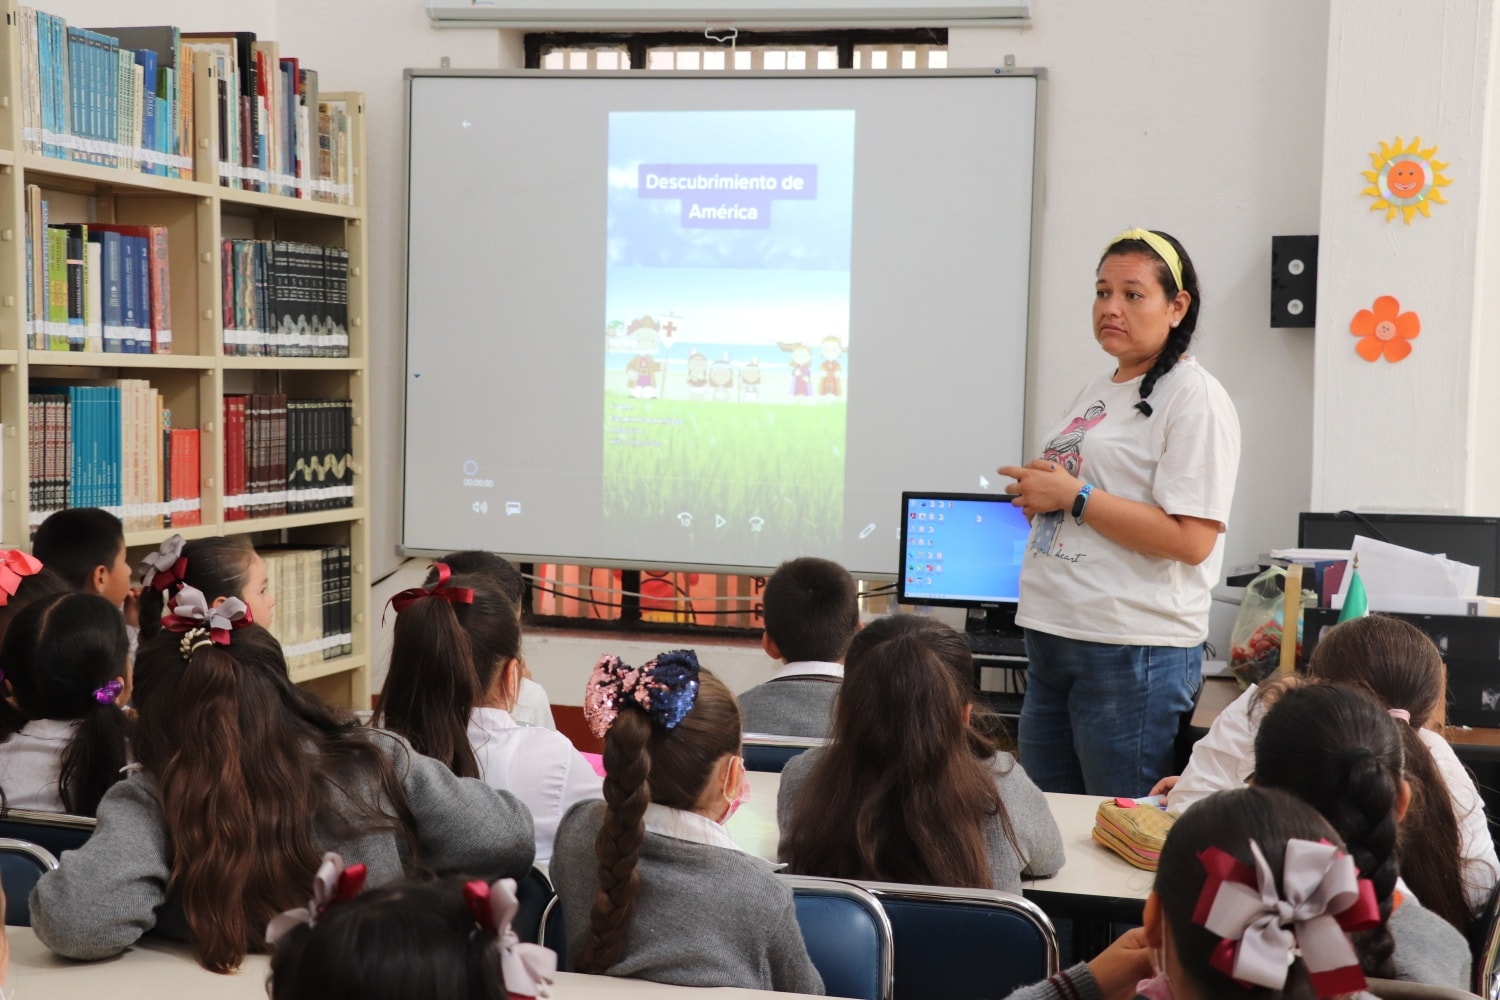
<box><xmin>717</xmin><ymin>760</ymin><xmax>751</xmax><ymax>825</ymax></box>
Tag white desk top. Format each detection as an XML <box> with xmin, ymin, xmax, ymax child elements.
<box><xmin>726</xmin><ymin>770</ymin><xmax>1152</xmax><ymax>906</ymax></box>
<box><xmin>6</xmin><ymin>927</ymin><xmax>823</xmax><ymax>999</ymax></box>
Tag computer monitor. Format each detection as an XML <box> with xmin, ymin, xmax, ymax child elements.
<box><xmin>897</xmin><ymin>491</ymin><xmax>1032</xmax><ymax>609</ymax></box>
<box><xmin>1297</xmin><ymin>511</ymin><xmax>1500</xmax><ymax>597</ymax></box>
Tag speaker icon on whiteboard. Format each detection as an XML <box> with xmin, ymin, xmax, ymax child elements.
<box><xmin>471</xmin><ymin>501</ymin><xmax>489</xmax><ymax>515</ymax></box>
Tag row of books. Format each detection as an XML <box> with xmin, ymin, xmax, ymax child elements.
<box><xmin>224</xmin><ymin>395</ymin><xmax>354</xmax><ymax>521</ymax></box>
<box><xmin>222</xmin><ymin>240</ymin><xmax>350</xmax><ymax>357</ymax></box>
<box><xmin>261</xmin><ymin>545</ymin><xmax>353</xmax><ymax>671</ymax></box>
<box><xmin>25</xmin><ymin>192</ymin><xmax>172</xmax><ymax>353</ymax></box>
<box><xmin>26</xmin><ymin>380</ymin><xmax>202</xmax><ymax>533</ymax></box>
<box><xmin>16</xmin><ymin>9</ymin><xmax>355</xmax><ymax>204</ymax></box>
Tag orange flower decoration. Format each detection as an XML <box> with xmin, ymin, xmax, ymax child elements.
<box><xmin>1350</xmin><ymin>295</ymin><xmax>1420</xmax><ymax>363</ymax></box>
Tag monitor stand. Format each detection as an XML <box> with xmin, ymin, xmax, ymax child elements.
<box><xmin>965</xmin><ymin>605</ymin><xmax>1020</xmax><ymax>636</ymax></box>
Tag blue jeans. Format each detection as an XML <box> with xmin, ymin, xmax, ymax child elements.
<box><xmin>1018</xmin><ymin>630</ymin><xmax>1200</xmax><ymax>797</ymax></box>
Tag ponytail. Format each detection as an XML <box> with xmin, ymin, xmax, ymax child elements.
<box><xmin>1099</xmin><ymin>229</ymin><xmax>1201</xmax><ymax>417</ymax></box>
<box><xmin>374</xmin><ymin>573</ymin><xmax>519</xmax><ymax>781</ymax></box>
<box><xmin>1392</xmin><ymin>721</ymin><xmax>1471</xmax><ymax>934</ymax></box>
<box><xmin>59</xmin><ymin>697</ymin><xmax>130</xmax><ymax>816</ymax></box>
<box><xmin>1253</xmin><ymin>684</ymin><xmax>1401</xmax><ymax>979</ymax></box>
<box><xmin>576</xmin><ymin>709</ymin><xmax>652</xmax><ymax>974</ymax></box>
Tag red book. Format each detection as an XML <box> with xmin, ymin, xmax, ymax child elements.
<box><xmin>171</xmin><ymin>428</ymin><xmax>202</xmax><ymax>527</ymax></box>
<box><xmin>224</xmin><ymin>395</ymin><xmax>247</xmax><ymax>521</ymax></box>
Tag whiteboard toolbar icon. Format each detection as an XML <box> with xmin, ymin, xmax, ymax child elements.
<box><xmin>505</xmin><ymin>501</ymin><xmax>522</xmax><ymax>516</ymax></box>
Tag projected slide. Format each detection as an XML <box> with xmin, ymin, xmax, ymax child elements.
<box><xmin>601</xmin><ymin>110</ymin><xmax>856</xmax><ymax>554</ymax></box>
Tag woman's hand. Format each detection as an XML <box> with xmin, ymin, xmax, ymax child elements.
<box><xmin>997</xmin><ymin>460</ymin><xmax>1083</xmax><ymax>518</ymax></box>
<box><xmin>1149</xmin><ymin>775</ymin><xmax>1179</xmax><ymax>797</ymax></box>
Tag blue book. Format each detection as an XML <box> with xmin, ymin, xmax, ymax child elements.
<box><xmin>72</xmin><ymin>386</ymin><xmax>89</xmax><ymax>509</ymax></box>
<box><xmin>118</xmin><ymin>234</ymin><xmax>139</xmax><ymax>353</ymax></box>
<box><xmin>131</xmin><ymin>235</ymin><xmax>150</xmax><ymax>354</ymax></box>
<box><xmin>107</xmin><ymin>385</ymin><xmax>121</xmax><ymax>511</ymax></box>
<box><xmin>134</xmin><ymin>48</ymin><xmax>157</xmax><ymax>176</ymax></box>
<box><xmin>37</xmin><ymin>14</ymin><xmax>53</xmax><ymax>157</ymax></box>
<box><xmin>96</xmin><ymin>32</ymin><xmax>119</xmax><ymax>169</ymax></box>
<box><xmin>65</xmin><ymin>27</ymin><xmax>86</xmax><ymax>163</ymax></box>
<box><xmin>89</xmin><ymin>230</ymin><xmax>124</xmax><ymax>352</ymax></box>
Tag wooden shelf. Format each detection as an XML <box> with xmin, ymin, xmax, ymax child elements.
<box><xmin>19</xmin><ymin>153</ymin><xmax>203</xmax><ymax>196</ymax></box>
<box><xmin>0</xmin><ymin>349</ymin><xmax>17</xmax><ymax>366</ymax></box>
<box><xmin>218</xmin><ymin>186</ymin><xmax>359</xmax><ymax>219</ymax></box>
<box><xmin>221</xmin><ymin>508</ymin><xmax>368</xmax><ymax>536</ymax></box>
<box><xmin>122</xmin><ymin>523</ymin><xmax>222</xmax><ymax>549</ymax></box>
<box><xmin>221</xmin><ymin>356</ymin><xmax>365</xmax><ymax>371</ymax></box>
<box><xmin>0</xmin><ymin>149</ymin><xmax>13</xmax><ymax>168</ymax></box>
<box><xmin>290</xmin><ymin>653</ymin><xmax>369</xmax><ymax>686</ymax></box>
<box><xmin>28</xmin><ymin>351</ymin><xmax>217</xmax><ymax>371</ymax></box>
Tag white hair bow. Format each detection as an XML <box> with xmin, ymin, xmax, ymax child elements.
<box><xmin>138</xmin><ymin>533</ymin><xmax>187</xmax><ymax>591</ymax></box>
<box><xmin>161</xmin><ymin>584</ymin><xmax>252</xmax><ymax>651</ymax></box>
<box><xmin>265</xmin><ymin>852</ymin><xmax>368</xmax><ymax>946</ymax></box>
<box><xmin>465</xmin><ymin>877</ymin><xmax>557</xmax><ymax>997</ymax></box>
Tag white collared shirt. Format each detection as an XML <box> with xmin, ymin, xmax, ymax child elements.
<box><xmin>768</xmin><ymin>660</ymin><xmax>844</xmax><ymax>682</ymax></box>
<box><xmin>468</xmin><ymin>707</ymin><xmax>602</xmax><ymax>863</ymax></box>
<box><xmin>0</xmin><ymin>718</ymin><xmax>78</xmax><ymax>812</ymax></box>
<box><xmin>643</xmin><ymin>802</ymin><xmax>745</xmax><ymax>853</ymax></box>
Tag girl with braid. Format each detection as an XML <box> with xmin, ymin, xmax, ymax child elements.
<box><xmin>1253</xmin><ymin>683</ymin><xmax>1472</xmax><ymax>989</ymax></box>
<box><xmin>549</xmin><ymin>650</ymin><xmax>823</xmax><ymax>993</ymax></box>
<box><xmin>1000</xmin><ymin>229</ymin><xmax>1240</xmax><ymax>796</ymax></box>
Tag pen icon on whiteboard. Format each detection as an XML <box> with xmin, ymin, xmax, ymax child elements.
<box><xmin>858</xmin><ymin>523</ymin><xmax>876</xmax><ymax>540</ymax></box>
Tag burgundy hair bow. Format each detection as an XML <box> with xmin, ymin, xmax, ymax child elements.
<box><xmin>138</xmin><ymin>533</ymin><xmax>187</xmax><ymax>592</ymax></box>
<box><xmin>160</xmin><ymin>585</ymin><xmax>253</xmax><ymax>648</ymax></box>
<box><xmin>385</xmin><ymin>562</ymin><xmax>475</xmax><ymax>621</ymax></box>
<box><xmin>265</xmin><ymin>852</ymin><xmax>368</xmax><ymax>945</ymax></box>
<box><xmin>464</xmin><ymin>878</ymin><xmax>557</xmax><ymax>998</ymax></box>
<box><xmin>1195</xmin><ymin>839</ymin><xmax>1379</xmax><ymax>998</ymax></box>
<box><xmin>0</xmin><ymin>549</ymin><xmax>43</xmax><ymax>608</ymax></box>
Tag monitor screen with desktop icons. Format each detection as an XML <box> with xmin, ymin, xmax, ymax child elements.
<box><xmin>896</xmin><ymin>492</ymin><xmax>1034</xmax><ymax>609</ymax></box>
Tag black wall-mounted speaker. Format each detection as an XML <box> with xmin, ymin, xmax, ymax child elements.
<box><xmin>1271</xmin><ymin>235</ymin><xmax>1318</xmax><ymax>328</ymax></box>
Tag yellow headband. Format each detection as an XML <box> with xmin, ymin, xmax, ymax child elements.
<box><xmin>1105</xmin><ymin>228</ymin><xmax>1184</xmax><ymax>293</ymax></box>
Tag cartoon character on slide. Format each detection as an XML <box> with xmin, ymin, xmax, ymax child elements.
<box><xmin>739</xmin><ymin>358</ymin><xmax>762</xmax><ymax>401</ymax></box>
<box><xmin>818</xmin><ymin>336</ymin><xmax>846</xmax><ymax>400</ymax></box>
<box><xmin>709</xmin><ymin>356</ymin><xmax>735</xmax><ymax>402</ymax></box>
<box><xmin>1030</xmin><ymin>400</ymin><xmax>1108</xmax><ymax>555</ymax></box>
<box><xmin>777</xmin><ymin>341</ymin><xmax>814</xmax><ymax>401</ymax></box>
<box><xmin>685</xmin><ymin>351</ymin><xmax>709</xmax><ymax>400</ymax></box>
<box><xmin>625</xmin><ymin>316</ymin><xmax>672</xmax><ymax>398</ymax></box>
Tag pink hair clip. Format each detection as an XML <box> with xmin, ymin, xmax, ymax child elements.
<box><xmin>92</xmin><ymin>678</ymin><xmax>124</xmax><ymax>705</ymax></box>
<box><xmin>265</xmin><ymin>852</ymin><xmax>368</xmax><ymax>946</ymax></box>
<box><xmin>464</xmin><ymin>878</ymin><xmax>556</xmax><ymax>998</ymax></box>
<box><xmin>0</xmin><ymin>549</ymin><xmax>43</xmax><ymax>608</ymax></box>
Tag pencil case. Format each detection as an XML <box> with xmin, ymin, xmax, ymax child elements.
<box><xmin>1092</xmin><ymin>796</ymin><xmax>1175</xmax><ymax>871</ymax></box>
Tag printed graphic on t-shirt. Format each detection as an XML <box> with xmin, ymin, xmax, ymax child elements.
<box><xmin>1030</xmin><ymin>400</ymin><xmax>1107</xmax><ymax>557</ymax></box>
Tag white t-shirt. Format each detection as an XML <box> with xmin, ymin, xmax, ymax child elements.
<box><xmin>0</xmin><ymin>719</ymin><xmax>78</xmax><ymax>813</ymax></box>
<box><xmin>1170</xmin><ymin>684</ymin><xmax>1500</xmax><ymax>915</ymax></box>
<box><xmin>468</xmin><ymin>707</ymin><xmax>602</xmax><ymax>863</ymax></box>
<box><xmin>1015</xmin><ymin>358</ymin><xmax>1240</xmax><ymax>646</ymax></box>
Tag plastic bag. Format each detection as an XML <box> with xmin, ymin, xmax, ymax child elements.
<box><xmin>1228</xmin><ymin>567</ymin><xmax>1311</xmax><ymax>689</ymax></box>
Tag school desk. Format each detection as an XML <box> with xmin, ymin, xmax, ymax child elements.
<box><xmin>5</xmin><ymin>927</ymin><xmax>825</xmax><ymax>999</ymax></box>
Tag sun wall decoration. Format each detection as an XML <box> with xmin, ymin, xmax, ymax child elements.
<box><xmin>1361</xmin><ymin>136</ymin><xmax>1451</xmax><ymax>223</ymax></box>
<box><xmin>1350</xmin><ymin>295</ymin><xmax>1420</xmax><ymax>363</ymax></box>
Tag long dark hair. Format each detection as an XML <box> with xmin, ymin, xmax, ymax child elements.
<box><xmin>781</xmin><ymin>614</ymin><xmax>1013</xmax><ymax>888</ymax></box>
<box><xmin>0</xmin><ymin>592</ymin><xmax>130</xmax><ymax>816</ymax></box>
<box><xmin>575</xmin><ymin>667</ymin><xmax>741</xmax><ymax>974</ymax></box>
<box><xmin>138</xmin><ymin>536</ymin><xmax>258</xmax><ymax>641</ymax></box>
<box><xmin>1253</xmin><ymin>684</ymin><xmax>1401</xmax><ymax>978</ymax></box>
<box><xmin>0</xmin><ymin>565</ymin><xmax>71</xmax><ymax>650</ymax></box>
<box><xmin>1306</xmin><ymin>614</ymin><xmax>1470</xmax><ymax>933</ymax></box>
<box><xmin>1155</xmin><ymin>787</ymin><xmax>1348</xmax><ymax>1000</ymax></box>
<box><xmin>133</xmin><ymin>625</ymin><xmax>420</xmax><ymax>972</ymax></box>
<box><xmin>1099</xmin><ymin>229</ymin><xmax>1201</xmax><ymax>416</ymax></box>
<box><xmin>270</xmin><ymin>877</ymin><xmax>506</xmax><ymax>1000</ymax></box>
<box><xmin>374</xmin><ymin>574</ymin><xmax>520</xmax><ymax>778</ymax></box>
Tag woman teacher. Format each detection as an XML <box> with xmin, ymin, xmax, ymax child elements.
<box><xmin>999</xmin><ymin>229</ymin><xmax>1240</xmax><ymax>797</ymax></box>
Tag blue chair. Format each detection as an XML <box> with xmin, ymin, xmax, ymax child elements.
<box><xmin>0</xmin><ymin>808</ymin><xmax>94</xmax><ymax>860</ymax></box>
<box><xmin>538</xmin><ymin>895</ymin><xmax>569</xmax><ymax>971</ymax></box>
<box><xmin>782</xmin><ymin>875</ymin><xmax>894</xmax><ymax>1000</ymax></box>
<box><xmin>0</xmin><ymin>838</ymin><xmax>59</xmax><ymax>926</ymax></box>
<box><xmin>857</xmin><ymin>879</ymin><xmax>1059</xmax><ymax>1000</ymax></box>
<box><xmin>742</xmin><ymin>734</ymin><xmax>827</xmax><ymax>773</ymax></box>
<box><xmin>513</xmin><ymin>866</ymin><xmax>554</xmax><ymax>945</ymax></box>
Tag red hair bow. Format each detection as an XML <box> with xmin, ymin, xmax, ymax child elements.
<box><xmin>0</xmin><ymin>550</ymin><xmax>43</xmax><ymax>608</ymax></box>
<box><xmin>265</xmin><ymin>852</ymin><xmax>368</xmax><ymax>945</ymax></box>
<box><xmin>385</xmin><ymin>562</ymin><xmax>475</xmax><ymax>621</ymax></box>
<box><xmin>160</xmin><ymin>585</ymin><xmax>253</xmax><ymax>647</ymax></box>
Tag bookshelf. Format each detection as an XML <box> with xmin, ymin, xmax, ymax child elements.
<box><xmin>0</xmin><ymin>2</ymin><xmax>371</xmax><ymax>709</ymax></box>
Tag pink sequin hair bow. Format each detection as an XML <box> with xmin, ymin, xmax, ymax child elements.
<box><xmin>138</xmin><ymin>533</ymin><xmax>187</xmax><ymax>592</ymax></box>
<box><xmin>583</xmin><ymin>650</ymin><xmax>701</xmax><ymax>739</ymax></box>
<box><xmin>1195</xmin><ymin>838</ymin><xmax>1380</xmax><ymax>998</ymax></box>
<box><xmin>265</xmin><ymin>852</ymin><xmax>368</xmax><ymax>945</ymax></box>
<box><xmin>465</xmin><ymin>878</ymin><xmax>557</xmax><ymax>998</ymax></box>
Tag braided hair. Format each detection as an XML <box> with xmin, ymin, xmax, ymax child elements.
<box><xmin>575</xmin><ymin>669</ymin><xmax>741</xmax><ymax>974</ymax></box>
<box><xmin>1098</xmin><ymin>230</ymin><xmax>1201</xmax><ymax>417</ymax></box>
<box><xmin>1252</xmin><ymin>683</ymin><xmax>1402</xmax><ymax>979</ymax></box>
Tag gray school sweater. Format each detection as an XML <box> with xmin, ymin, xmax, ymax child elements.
<box><xmin>29</xmin><ymin>729</ymin><xmax>536</xmax><ymax>960</ymax></box>
<box><xmin>738</xmin><ymin>676</ymin><xmax>841</xmax><ymax>739</ymax></box>
<box><xmin>550</xmin><ymin>799</ymin><xmax>825</xmax><ymax>994</ymax></box>
<box><xmin>776</xmin><ymin>747</ymin><xmax>1066</xmax><ymax>892</ymax></box>
<box><xmin>1388</xmin><ymin>894</ymin><xmax>1472</xmax><ymax>989</ymax></box>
